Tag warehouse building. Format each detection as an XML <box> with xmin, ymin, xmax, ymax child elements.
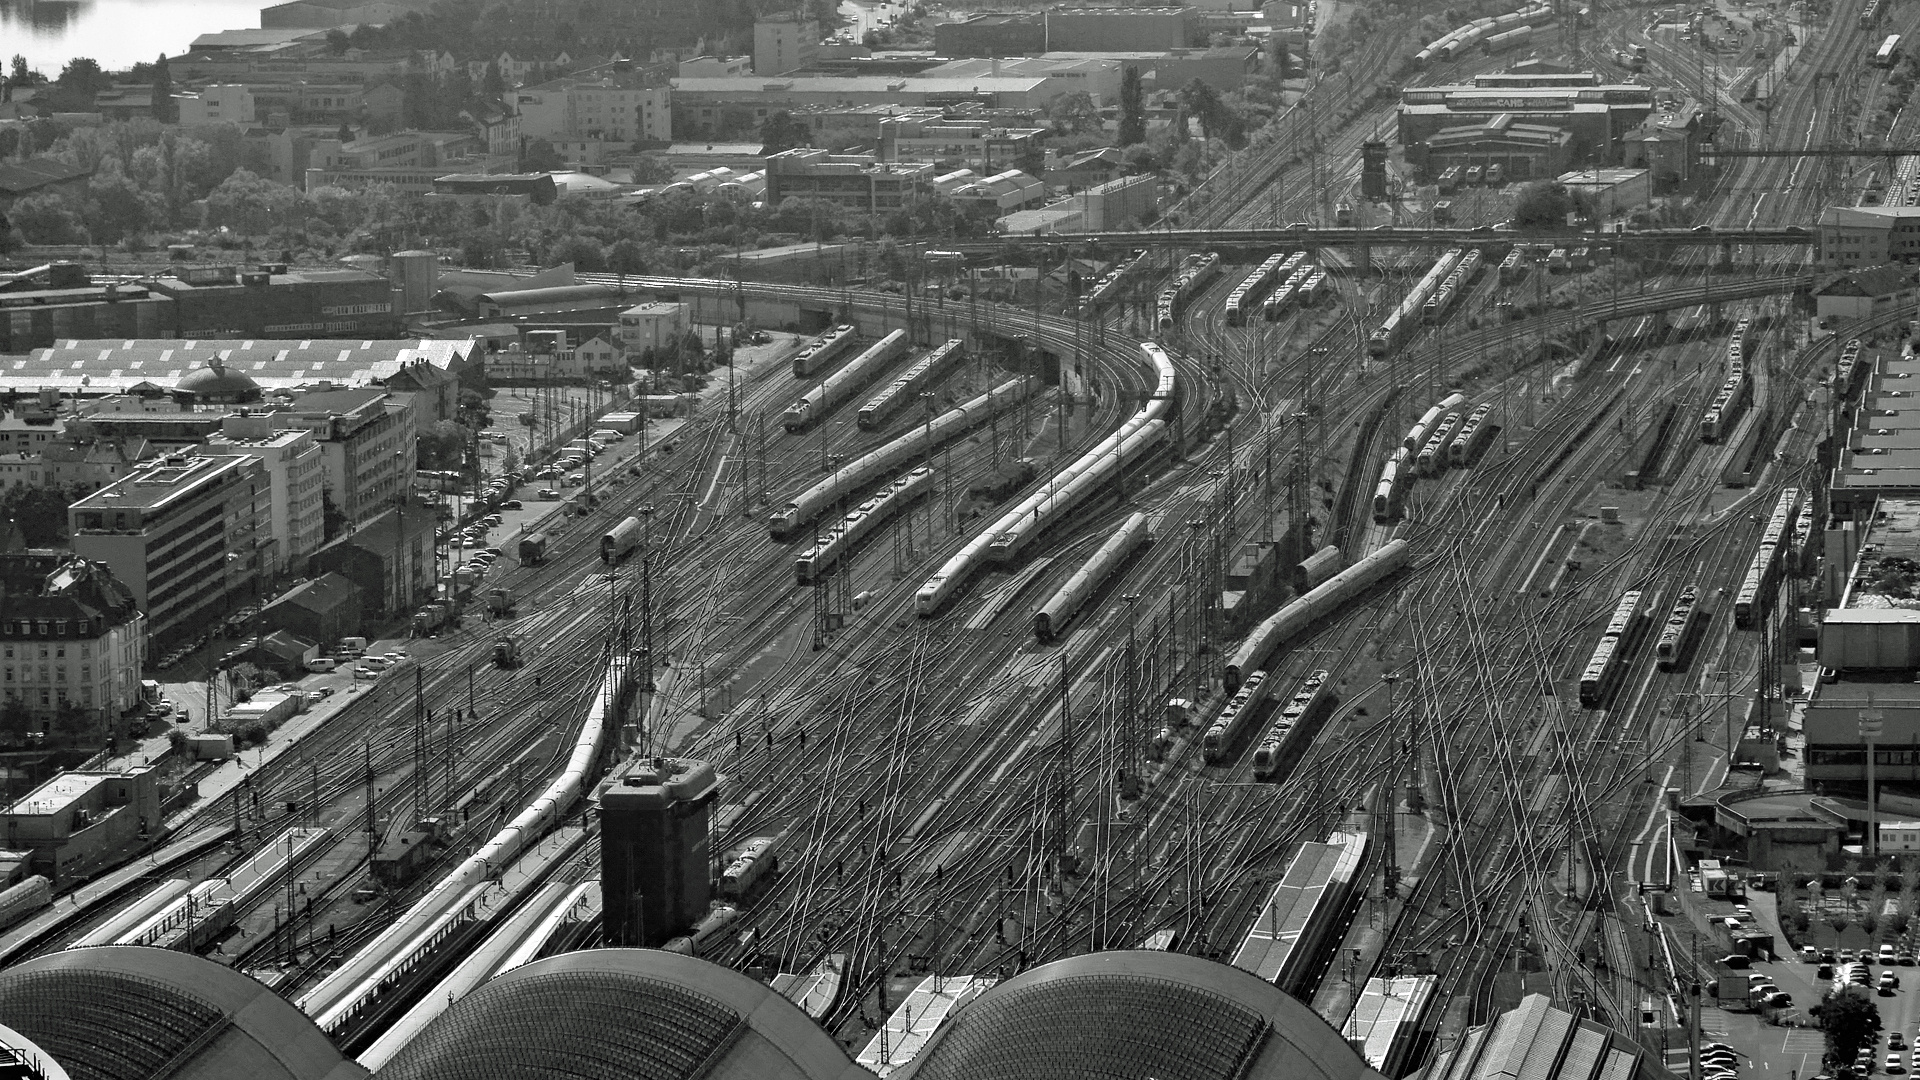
<box><xmin>1045</xmin><ymin>7</ymin><xmax>1196</xmax><ymax>51</ymax></box>
<box><xmin>934</xmin><ymin>12</ymin><xmax>1047</xmax><ymax>56</ymax></box>
<box><xmin>1817</xmin><ymin>205</ymin><xmax>1920</xmax><ymax>268</ymax></box>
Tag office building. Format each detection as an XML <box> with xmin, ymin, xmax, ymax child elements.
<box><xmin>877</xmin><ymin>115</ymin><xmax>1047</xmax><ymax>169</ymax></box>
<box><xmin>175</xmin><ymin>84</ymin><xmax>256</xmax><ymax>125</ymax></box>
<box><xmin>599</xmin><ymin>756</ymin><xmax>719</xmax><ymax>946</ymax></box>
<box><xmin>272</xmin><ymin>389</ymin><xmax>416</xmax><ymax>531</ymax></box>
<box><xmin>0</xmin><ymin>552</ymin><xmax>146</xmax><ymax>738</ymax></box>
<box><xmin>206</xmin><ymin>414</ymin><xmax>326</xmax><ymax>574</ymax></box>
<box><xmin>617</xmin><ymin>303</ymin><xmax>693</xmax><ymax>355</ymax></box>
<box><xmin>1817</xmin><ymin>205</ymin><xmax>1920</xmax><ymax>267</ymax></box>
<box><xmin>68</xmin><ymin>450</ymin><xmax>267</xmax><ymax>649</ymax></box>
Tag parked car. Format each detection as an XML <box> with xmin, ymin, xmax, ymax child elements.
<box><xmin>537</xmin><ymin>487</ymin><xmax>561</xmax><ymax>499</ymax></box>
<box><xmin>502</xmin><ymin>500</ymin><xmax>522</xmax><ymax>510</ymax></box>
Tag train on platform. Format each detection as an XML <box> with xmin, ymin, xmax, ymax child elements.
<box><xmin>917</xmin><ymin>342</ymin><xmax>1176</xmax><ymax>615</ymax></box>
<box><xmin>791</xmin><ymin>324</ymin><xmax>859</xmax><ymax>378</ymax></box>
<box><xmin>1836</xmin><ymin>337</ymin><xmax>1868</xmax><ymax>400</ymax></box>
<box><xmin>1263</xmin><ymin>260</ymin><xmax>1314</xmax><ymax>320</ymax></box>
<box><xmin>784</xmin><ymin>329</ymin><xmax>911</xmax><ymax>432</ymax></box>
<box><xmin>1448</xmin><ymin>403</ymin><xmax>1497</xmax><ymax>467</ymax></box>
<box><xmin>601</xmin><ymin>516</ymin><xmax>642</xmax><ymax>563</ymax></box>
<box><xmin>1223</xmin><ymin>539</ymin><xmax>1413</xmax><ymax>693</ymax></box>
<box><xmin>1252</xmin><ymin>669</ymin><xmax>1332</xmax><ymax>780</ymax></box>
<box><xmin>1155</xmin><ymin>252</ymin><xmax>1222</xmax><ymax>332</ymax></box>
<box><xmin>1578</xmin><ymin>589</ymin><xmax>1648</xmax><ymax>707</ymax></box>
<box><xmin>856</xmin><ymin>339</ymin><xmax>966</xmax><ymax>431</ymax></box>
<box><xmin>1734</xmin><ymin>487</ymin><xmax>1803</xmax><ymax>630</ymax></box>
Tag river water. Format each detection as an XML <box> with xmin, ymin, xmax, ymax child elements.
<box><xmin>2</xmin><ymin>0</ymin><xmax>266</xmax><ymax>75</ymax></box>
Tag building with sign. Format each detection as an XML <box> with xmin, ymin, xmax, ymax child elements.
<box><xmin>1397</xmin><ymin>77</ymin><xmax>1657</xmax><ymax>163</ymax></box>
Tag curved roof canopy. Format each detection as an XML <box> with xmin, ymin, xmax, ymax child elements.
<box><xmin>0</xmin><ymin>946</ymin><xmax>360</xmax><ymax>1080</ymax></box>
<box><xmin>371</xmin><ymin>949</ymin><xmax>869</xmax><ymax>1080</ymax></box>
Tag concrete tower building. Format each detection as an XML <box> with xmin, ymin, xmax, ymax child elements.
<box><xmin>599</xmin><ymin>756</ymin><xmax>719</xmax><ymax>946</ymax></box>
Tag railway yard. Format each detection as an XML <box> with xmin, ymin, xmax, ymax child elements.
<box><xmin>9</xmin><ymin>0</ymin><xmax>1920</xmax><ymax>1073</ymax></box>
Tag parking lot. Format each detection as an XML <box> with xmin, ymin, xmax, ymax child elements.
<box><xmin>1704</xmin><ymin>946</ymin><xmax>1920</xmax><ymax>1080</ymax></box>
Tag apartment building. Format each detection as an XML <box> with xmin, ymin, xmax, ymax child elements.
<box><xmin>69</xmin><ymin>451</ymin><xmax>267</xmax><ymax>648</ymax></box>
<box><xmin>515</xmin><ymin>77</ymin><xmax>671</xmax><ymax>145</ymax></box>
<box><xmin>755</xmin><ymin>14</ymin><xmax>821</xmax><ymax>76</ymax></box>
<box><xmin>1818</xmin><ymin>206</ymin><xmax>1920</xmax><ymax>267</ymax></box>
<box><xmin>0</xmin><ymin>552</ymin><xmax>145</xmax><ymax>735</ymax></box>
<box><xmin>206</xmin><ymin>414</ymin><xmax>326</xmax><ymax>574</ymax></box>
<box><xmin>271</xmin><ymin>389</ymin><xmax>416</xmax><ymax>531</ymax></box>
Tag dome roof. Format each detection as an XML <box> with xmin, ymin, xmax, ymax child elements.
<box><xmin>892</xmin><ymin>951</ymin><xmax>1385</xmax><ymax>1080</ymax></box>
<box><xmin>175</xmin><ymin>357</ymin><xmax>261</xmax><ymax>398</ymax></box>
<box><xmin>371</xmin><ymin>949</ymin><xmax>867</xmax><ymax>1080</ymax></box>
<box><xmin>0</xmin><ymin>946</ymin><xmax>358</xmax><ymax>1080</ymax></box>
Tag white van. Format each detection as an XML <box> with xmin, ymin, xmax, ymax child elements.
<box><xmin>306</xmin><ymin>657</ymin><xmax>339</xmax><ymax>673</ymax></box>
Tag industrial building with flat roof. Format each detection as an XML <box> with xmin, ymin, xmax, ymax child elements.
<box><xmin>1817</xmin><ymin>204</ymin><xmax>1920</xmax><ymax>267</ymax></box>
<box><xmin>1397</xmin><ymin>80</ymin><xmax>1657</xmax><ymax>163</ymax></box>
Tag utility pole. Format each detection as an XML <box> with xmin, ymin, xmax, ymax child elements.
<box><xmin>412</xmin><ymin>665</ymin><xmax>425</xmax><ymax>820</ymax></box>
<box><xmin>1381</xmin><ymin>671</ymin><xmax>1400</xmax><ymax>897</ymax></box>
<box><xmin>364</xmin><ymin>737</ymin><xmax>377</xmax><ymax>855</ymax></box>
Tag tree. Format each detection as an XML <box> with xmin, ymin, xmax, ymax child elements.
<box><xmin>86</xmin><ymin>160</ymin><xmax>155</xmax><ymax>243</ymax></box>
<box><xmin>7</xmin><ymin>55</ymin><xmax>45</xmax><ymax>89</ymax></box>
<box><xmin>416</xmin><ymin>419</ymin><xmax>468</xmax><ymax>469</ymax></box>
<box><xmin>150</xmin><ymin>54</ymin><xmax>175</xmax><ymax>124</ymax></box>
<box><xmin>0</xmin><ymin>698</ymin><xmax>32</xmax><ymax>742</ymax></box>
<box><xmin>1180</xmin><ymin>78</ymin><xmax>1223</xmax><ymax>140</ymax></box>
<box><xmin>7</xmin><ymin>192</ymin><xmax>85</xmax><ymax>244</ymax></box>
<box><xmin>758</xmin><ymin>110</ymin><xmax>810</xmax><ymax>155</ymax></box>
<box><xmin>321</xmin><ymin>491</ymin><xmax>349</xmax><ymax>541</ymax></box>
<box><xmin>206</xmin><ymin>168</ymin><xmax>304</xmax><ymax>234</ymax></box>
<box><xmin>546</xmin><ymin>234</ymin><xmax>605</xmax><ymax>270</ymax></box>
<box><xmin>1814</xmin><ymin>989</ymin><xmax>1882</xmax><ymax>1071</ymax></box>
<box><xmin>630</xmin><ymin>154</ymin><xmax>672</xmax><ymax>184</ymax></box>
<box><xmin>482</xmin><ymin>62</ymin><xmax>506</xmax><ymax>97</ymax></box>
<box><xmin>326</xmin><ymin>28</ymin><xmax>352</xmax><ymax>54</ymax></box>
<box><xmin>55</xmin><ymin>57</ymin><xmax>109</xmax><ymax>97</ymax></box>
<box><xmin>1118</xmin><ymin>65</ymin><xmax>1147</xmax><ymax>146</ymax></box>
<box><xmin>608</xmin><ymin>237</ymin><xmax>649</xmax><ymax>281</ymax></box>
<box><xmin>1046</xmin><ymin>90</ymin><xmax>1099</xmax><ymax>135</ymax></box>
<box><xmin>1513</xmin><ymin>182</ymin><xmax>1575</xmax><ymax>229</ymax></box>
<box><xmin>521</xmin><ymin>137</ymin><xmax>564</xmax><ymax>172</ymax></box>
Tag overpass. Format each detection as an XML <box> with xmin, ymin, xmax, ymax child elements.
<box><xmin>946</xmin><ymin>225</ymin><xmax>1817</xmax><ymax>252</ymax></box>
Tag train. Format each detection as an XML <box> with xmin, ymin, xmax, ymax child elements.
<box><xmin>300</xmin><ymin>650</ymin><xmax>633</xmax><ymax>1034</ymax></box>
<box><xmin>1498</xmin><ymin>250</ymin><xmax>1527</xmax><ymax>284</ymax></box>
<box><xmin>1698</xmin><ymin>319</ymin><xmax>1757</xmax><ymax>443</ymax></box>
<box><xmin>1204</xmin><ymin>670</ymin><xmax>1270</xmax><ymax>763</ymax></box>
<box><xmin>1734</xmin><ymin>486</ymin><xmax>1803</xmax><ymax>630</ymax></box>
<box><xmin>1223</xmin><ymin>539</ymin><xmax>1413</xmax><ymax>692</ymax></box>
<box><xmin>717</xmin><ymin>833</ymin><xmax>785</xmax><ymax>900</ymax></box>
<box><xmin>1032</xmin><ymin>511</ymin><xmax>1154</xmax><ymax>641</ymax></box>
<box><xmin>916</xmin><ymin>342</ymin><xmax>1176</xmax><ymax>615</ymax></box>
<box><xmin>1422</xmin><ymin>250</ymin><xmax>1482</xmax><ymax>324</ymax></box>
<box><xmin>1225</xmin><ymin>254</ymin><xmax>1289</xmax><ymax>327</ymax></box>
<box><xmin>1413</xmin><ymin>3</ymin><xmax>1553</xmax><ymax>64</ymax></box>
<box><xmin>1252</xmin><ymin>669</ymin><xmax>1332</xmax><ymax>780</ymax></box>
<box><xmin>795</xmin><ymin>467</ymin><xmax>936</xmax><ymax>584</ymax></box>
<box><xmin>1155</xmin><ymin>252</ymin><xmax>1222</xmax><ymax>332</ymax></box>
<box><xmin>1292</xmin><ymin>546</ymin><xmax>1343</xmax><ymax>595</ymax></box>
<box><xmin>1836</xmin><ymin>337</ymin><xmax>1868</xmax><ymax>400</ymax></box>
<box><xmin>1297</xmin><ymin>270</ymin><xmax>1330</xmax><ymax>307</ymax></box>
<box><xmin>791</xmin><ymin>324</ymin><xmax>860</xmax><ymax>378</ymax></box>
<box><xmin>1405</xmin><ymin>392</ymin><xmax>1469</xmax><ymax>454</ymax></box>
<box><xmin>1877</xmin><ymin>33</ymin><xmax>1902</xmax><ymax>67</ymax></box>
<box><xmin>783</xmin><ymin>329</ymin><xmax>911</xmax><ymax>432</ymax></box>
<box><xmin>1373</xmin><ymin>447</ymin><xmax>1412</xmax><ymax>524</ymax></box>
<box><xmin>1369</xmin><ymin>250</ymin><xmax>1464</xmax><ymax>357</ymax></box>
<box><xmin>601</xmin><ymin>516</ymin><xmax>642</xmax><ymax>563</ymax></box>
<box><xmin>0</xmin><ymin>876</ymin><xmax>49</xmax><ymax>935</ymax></box>
<box><xmin>1417</xmin><ymin>412</ymin><xmax>1462</xmax><ymax>477</ymax></box>
<box><xmin>1448</xmin><ymin>403</ymin><xmax>1497</xmax><ymax>467</ymax></box>
<box><xmin>1863</xmin><ymin>0</ymin><xmax>1883</xmax><ymax>29</ymax></box>
<box><xmin>769</xmin><ymin>377</ymin><xmax>1032</xmax><ymax>541</ymax></box>
<box><xmin>1263</xmin><ymin>263</ymin><xmax>1314</xmax><ymax>320</ymax></box>
<box><xmin>1084</xmin><ymin>249</ymin><xmax>1148</xmax><ymax>310</ymax></box>
<box><xmin>1577</xmin><ymin>589</ymin><xmax>1647</xmax><ymax>707</ymax></box>
<box><xmin>856</xmin><ymin>339</ymin><xmax>967</xmax><ymax>430</ymax></box>
<box><xmin>664</xmin><ymin>905</ymin><xmax>741</xmax><ymax>956</ymax></box>
<box><xmin>1484</xmin><ymin>24</ymin><xmax>1535</xmax><ymax>53</ymax></box>
<box><xmin>1654</xmin><ymin>585</ymin><xmax>1699</xmax><ymax>670</ymax></box>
